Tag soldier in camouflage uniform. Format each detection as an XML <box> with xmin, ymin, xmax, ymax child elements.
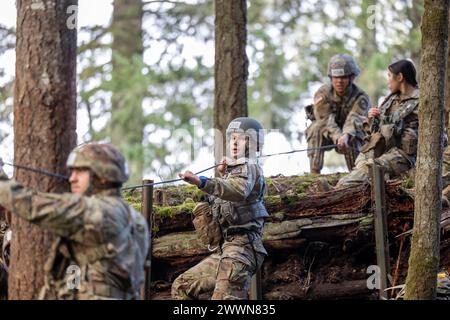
<box><xmin>305</xmin><ymin>54</ymin><xmax>370</xmax><ymax>173</ymax></box>
<box><xmin>337</xmin><ymin>59</ymin><xmax>419</xmax><ymax>187</ymax></box>
<box><xmin>172</xmin><ymin>117</ymin><xmax>268</xmax><ymax>300</ymax></box>
<box><xmin>0</xmin><ymin>143</ymin><xmax>149</xmax><ymax>300</ymax></box>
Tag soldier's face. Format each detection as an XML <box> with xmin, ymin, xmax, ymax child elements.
<box><xmin>387</xmin><ymin>70</ymin><xmax>401</xmax><ymax>93</ymax></box>
<box><xmin>69</xmin><ymin>168</ymin><xmax>91</xmax><ymax>194</ymax></box>
<box><xmin>229</xmin><ymin>133</ymin><xmax>247</xmax><ymax>159</ymax></box>
<box><xmin>331</xmin><ymin>76</ymin><xmax>351</xmax><ymax>96</ymax></box>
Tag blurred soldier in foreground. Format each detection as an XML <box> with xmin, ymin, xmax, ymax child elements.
<box><xmin>305</xmin><ymin>53</ymin><xmax>370</xmax><ymax>174</ymax></box>
<box><xmin>172</xmin><ymin>117</ymin><xmax>268</xmax><ymax>300</ymax></box>
<box><xmin>0</xmin><ymin>143</ymin><xmax>149</xmax><ymax>299</ymax></box>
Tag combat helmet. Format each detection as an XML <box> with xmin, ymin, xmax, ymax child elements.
<box><xmin>327</xmin><ymin>54</ymin><xmax>361</xmax><ymax>77</ymax></box>
<box><xmin>66</xmin><ymin>143</ymin><xmax>129</xmax><ymax>185</ymax></box>
<box><xmin>226</xmin><ymin>117</ymin><xmax>265</xmax><ymax>152</ymax></box>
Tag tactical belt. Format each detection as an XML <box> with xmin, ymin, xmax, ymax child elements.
<box><xmin>222</xmin><ymin>228</ymin><xmax>260</xmax><ymax>271</ymax></box>
<box><xmin>232</xmin><ymin>201</ymin><xmax>267</xmax><ymax>225</ymax></box>
<box><xmin>223</xmin><ymin>226</ymin><xmax>259</xmax><ymax>241</ymax></box>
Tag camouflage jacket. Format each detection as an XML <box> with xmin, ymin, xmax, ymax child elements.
<box><xmin>365</xmin><ymin>88</ymin><xmax>419</xmax><ymax>162</ymax></box>
<box><xmin>0</xmin><ymin>180</ymin><xmax>149</xmax><ymax>300</ymax></box>
<box><xmin>200</xmin><ymin>159</ymin><xmax>269</xmax><ymax>255</ymax></box>
<box><xmin>312</xmin><ymin>83</ymin><xmax>370</xmax><ymax>142</ymax></box>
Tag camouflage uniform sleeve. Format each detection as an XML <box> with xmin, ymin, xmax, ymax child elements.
<box><xmin>342</xmin><ymin>94</ymin><xmax>370</xmax><ymax>138</ymax></box>
<box><xmin>312</xmin><ymin>87</ymin><xmax>343</xmax><ymax>143</ymax></box>
<box><xmin>399</xmin><ymin>106</ymin><xmax>419</xmax><ymax>156</ymax></box>
<box><xmin>312</xmin><ymin>86</ymin><xmax>332</xmax><ymax>121</ymax></box>
<box><xmin>200</xmin><ymin>163</ymin><xmax>257</xmax><ymax>202</ymax></box>
<box><xmin>0</xmin><ymin>180</ymin><xmax>88</xmax><ymax>237</ymax></box>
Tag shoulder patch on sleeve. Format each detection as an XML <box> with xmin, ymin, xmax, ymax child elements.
<box><xmin>229</xmin><ymin>163</ymin><xmax>251</xmax><ymax>178</ymax></box>
<box><xmin>358</xmin><ymin>96</ymin><xmax>369</xmax><ymax>109</ymax></box>
<box><xmin>229</xmin><ymin>166</ymin><xmax>243</xmax><ymax>175</ymax></box>
<box><xmin>314</xmin><ymin>95</ymin><xmax>324</xmax><ymax>104</ymax></box>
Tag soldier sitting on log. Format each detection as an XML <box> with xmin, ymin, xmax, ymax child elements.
<box><xmin>335</xmin><ymin>59</ymin><xmax>419</xmax><ymax>187</ymax></box>
<box><xmin>172</xmin><ymin>117</ymin><xmax>268</xmax><ymax>300</ymax></box>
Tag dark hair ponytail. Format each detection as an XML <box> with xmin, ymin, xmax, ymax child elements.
<box><xmin>388</xmin><ymin>59</ymin><xmax>418</xmax><ymax>87</ymax></box>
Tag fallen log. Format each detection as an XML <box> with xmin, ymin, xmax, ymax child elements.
<box><xmin>152</xmin><ymin>214</ymin><xmax>372</xmax><ymax>263</ymax></box>
<box><xmin>264</xmin><ymin>280</ymin><xmax>375</xmax><ymax>300</ymax></box>
<box><xmin>142</xmin><ymin>174</ymin><xmax>450</xmax><ymax>300</ymax></box>
<box><xmin>129</xmin><ymin>176</ymin><xmax>414</xmax><ymax>237</ymax></box>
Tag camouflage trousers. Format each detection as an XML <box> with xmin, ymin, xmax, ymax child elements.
<box><xmin>336</xmin><ymin>147</ymin><xmax>412</xmax><ymax>187</ymax></box>
<box><xmin>306</xmin><ymin>121</ymin><xmax>361</xmax><ymax>173</ymax></box>
<box><xmin>171</xmin><ymin>235</ymin><xmax>265</xmax><ymax>300</ymax></box>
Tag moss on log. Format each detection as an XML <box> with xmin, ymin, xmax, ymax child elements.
<box><xmin>123</xmin><ymin>174</ymin><xmax>415</xmax><ymax>237</ymax></box>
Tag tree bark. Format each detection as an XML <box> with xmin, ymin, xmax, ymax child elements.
<box><xmin>111</xmin><ymin>0</ymin><xmax>144</xmax><ymax>184</ymax></box>
<box><xmin>214</xmin><ymin>0</ymin><xmax>248</xmax><ymax>166</ymax></box>
<box><xmin>9</xmin><ymin>0</ymin><xmax>77</xmax><ymax>299</ymax></box>
<box><xmin>446</xmin><ymin>7</ymin><xmax>450</xmax><ymax>136</ymax></box>
<box><xmin>405</xmin><ymin>0</ymin><xmax>449</xmax><ymax>300</ymax></box>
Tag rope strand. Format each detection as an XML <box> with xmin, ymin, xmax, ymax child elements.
<box><xmin>3</xmin><ymin>161</ymin><xmax>69</xmax><ymax>181</ymax></box>
<box><xmin>2</xmin><ymin>143</ymin><xmax>358</xmax><ymax>190</ymax></box>
<box><xmin>121</xmin><ymin>164</ymin><xmax>221</xmax><ymax>191</ymax></box>
<box><xmin>121</xmin><ymin>144</ymin><xmax>358</xmax><ymax>191</ymax></box>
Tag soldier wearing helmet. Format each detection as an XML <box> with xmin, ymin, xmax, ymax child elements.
<box><xmin>305</xmin><ymin>53</ymin><xmax>370</xmax><ymax>174</ymax></box>
<box><xmin>336</xmin><ymin>59</ymin><xmax>419</xmax><ymax>187</ymax></box>
<box><xmin>0</xmin><ymin>143</ymin><xmax>149</xmax><ymax>300</ymax></box>
<box><xmin>172</xmin><ymin>117</ymin><xmax>268</xmax><ymax>300</ymax></box>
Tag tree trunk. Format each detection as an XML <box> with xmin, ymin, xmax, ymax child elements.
<box><xmin>111</xmin><ymin>0</ymin><xmax>144</xmax><ymax>184</ymax></box>
<box><xmin>405</xmin><ymin>0</ymin><xmax>449</xmax><ymax>300</ymax></box>
<box><xmin>9</xmin><ymin>0</ymin><xmax>77</xmax><ymax>299</ymax></box>
<box><xmin>214</xmin><ymin>0</ymin><xmax>248</xmax><ymax>166</ymax></box>
<box><xmin>446</xmin><ymin>8</ymin><xmax>450</xmax><ymax>136</ymax></box>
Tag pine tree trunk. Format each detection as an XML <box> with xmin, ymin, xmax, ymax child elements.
<box><xmin>111</xmin><ymin>0</ymin><xmax>144</xmax><ymax>184</ymax></box>
<box><xmin>446</xmin><ymin>8</ymin><xmax>450</xmax><ymax>136</ymax></box>
<box><xmin>214</xmin><ymin>0</ymin><xmax>248</xmax><ymax>165</ymax></box>
<box><xmin>405</xmin><ymin>0</ymin><xmax>449</xmax><ymax>300</ymax></box>
<box><xmin>9</xmin><ymin>0</ymin><xmax>77</xmax><ymax>299</ymax></box>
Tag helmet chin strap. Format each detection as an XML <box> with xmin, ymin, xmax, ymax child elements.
<box><xmin>255</xmin><ymin>151</ymin><xmax>261</xmax><ymax>164</ymax></box>
<box><xmin>78</xmin><ymin>171</ymin><xmax>114</xmax><ymax>196</ymax></box>
<box><xmin>90</xmin><ymin>173</ymin><xmax>122</xmax><ymax>195</ymax></box>
<box><xmin>82</xmin><ymin>171</ymin><xmax>95</xmax><ymax>196</ymax></box>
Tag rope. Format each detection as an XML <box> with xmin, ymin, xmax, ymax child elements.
<box><xmin>1</xmin><ymin>143</ymin><xmax>358</xmax><ymax>190</ymax></box>
<box><xmin>121</xmin><ymin>164</ymin><xmax>221</xmax><ymax>191</ymax></box>
<box><xmin>260</xmin><ymin>144</ymin><xmax>338</xmax><ymax>158</ymax></box>
<box><xmin>2</xmin><ymin>161</ymin><xmax>69</xmax><ymax>181</ymax></box>
<box><xmin>121</xmin><ymin>143</ymin><xmax>358</xmax><ymax>190</ymax></box>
